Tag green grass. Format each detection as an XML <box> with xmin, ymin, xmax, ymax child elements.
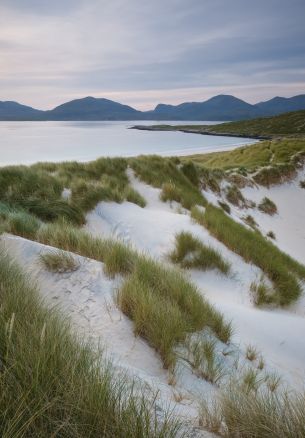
<box><xmin>2</xmin><ymin>209</ymin><xmax>41</xmax><ymax>238</ymax></box>
<box><xmin>34</xmin><ymin>222</ymin><xmax>231</xmax><ymax>366</ymax></box>
<box><xmin>0</xmin><ymin>158</ymin><xmax>146</xmax><ymax>226</ymax></box>
<box><xmin>0</xmin><ymin>253</ymin><xmax>179</xmax><ymax>437</ymax></box>
<box><xmin>200</xmin><ymin>383</ymin><xmax>305</xmax><ymax>438</ymax></box>
<box><xmin>217</xmin><ymin>201</ymin><xmax>231</xmax><ymax>214</ymax></box>
<box><xmin>39</xmin><ymin>250</ymin><xmax>80</xmax><ymax>273</ymax></box>
<box><xmin>182</xmin><ymin>138</ymin><xmax>305</xmax><ymax>172</ymax></box>
<box><xmin>153</xmin><ymin>109</ymin><xmax>305</xmax><ymax>138</ymax></box>
<box><xmin>117</xmin><ymin>257</ymin><xmax>231</xmax><ymax>368</ymax></box>
<box><xmin>169</xmin><ymin>231</ymin><xmax>230</xmax><ymax>274</ymax></box>
<box><xmin>185</xmin><ymin>336</ymin><xmax>226</xmax><ymax>384</ymax></box>
<box><xmin>124</xmin><ymin>187</ymin><xmax>146</xmax><ymax>207</ymax></box>
<box><xmin>36</xmin><ymin>221</ymin><xmax>138</xmax><ymax>276</ymax></box>
<box><xmin>191</xmin><ymin>205</ymin><xmax>305</xmax><ymax>306</ymax></box>
<box><xmin>130</xmin><ymin>155</ymin><xmax>206</xmax><ymax>209</ymax></box>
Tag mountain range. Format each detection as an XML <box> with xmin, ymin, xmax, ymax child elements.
<box><xmin>0</xmin><ymin>94</ymin><xmax>305</xmax><ymax>121</ymax></box>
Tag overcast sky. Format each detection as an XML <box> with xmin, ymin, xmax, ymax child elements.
<box><xmin>0</xmin><ymin>0</ymin><xmax>304</xmax><ymax>110</ymax></box>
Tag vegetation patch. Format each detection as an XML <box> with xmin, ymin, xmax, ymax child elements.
<box><xmin>0</xmin><ymin>253</ymin><xmax>178</xmax><ymax>437</ymax></box>
<box><xmin>199</xmin><ymin>167</ymin><xmax>223</xmax><ymax>193</ymax></box>
<box><xmin>228</xmin><ymin>173</ymin><xmax>253</xmax><ymax>188</ymax></box>
<box><xmin>191</xmin><ymin>205</ymin><xmax>305</xmax><ymax>306</ymax></box>
<box><xmin>253</xmin><ymin>163</ymin><xmax>296</xmax><ymax>187</ymax></box>
<box><xmin>182</xmin><ymin>138</ymin><xmax>305</xmax><ymax>172</ymax></box>
<box><xmin>34</xmin><ymin>222</ymin><xmax>231</xmax><ymax>366</ymax></box>
<box><xmin>0</xmin><ymin>158</ymin><xmax>145</xmax><ymax>227</ymax></box>
<box><xmin>2</xmin><ymin>209</ymin><xmax>41</xmax><ymax>238</ymax></box>
<box><xmin>243</xmin><ymin>215</ymin><xmax>257</xmax><ymax>229</ymax></box>
<box><xmin>299</xmin><ymin>180</ymin><xmax>305</xmax><ymax>189</ymax></box>
<box><xmin>245</xmin><ymin>345</ymin><xmax>258</xmax><ymax>361</ymax></box>
<box><xmin>267</xmin><ymin>230</ymin><xmax>276</xmax><ymax>239</ymax></box>
<box><xmin>225</xmin><ymin>185</ymin><xmax>246</xmax><ymax>207</ymax></box>
<box><xmin>185</xmin><ymin>335</ymin><xmax>226</xmax><ymax>384</ymax></box>
<box><xmin>117</xmin><ymin>256</ymin><xmax>232</xmax><ymax>368</ymax></box>
<box><xmin>174</xmin><ymin>110</ymin><xmax>305</xmax><ymax>138</ymax></box>
<box><xmin>170</xmin><ymin>231</ymin><xmax>230</xmax><ymax>274</ymax></box>
<box><xmin>130</xmin><ymin>155</ymin><xmax>206</xmax><ymax>209</ymax></box>
<box><xmin>217</xmin><ymin>201</ymin><xmax>231</xmax><ymax>214</ymax></box>
<box><xmin>258</xmin><ymin>197</ymin><xmax>278</xmax><ymax>215</ymax></box>
<box><xmin>250</xmin><ymin>281</ymin><xmax>274</xmax><ymax>306</ymax></box>
<box><xmin>199</xmin><ymin>383</ymin><xmax>305</xmax><ymax>438</ymax></box>
<box><xmin>40</xmin><ymin>250</ymin><xmax>80</xmax><ymax>273</ymax></box>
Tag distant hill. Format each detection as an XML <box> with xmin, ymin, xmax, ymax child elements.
<box><xmin>45</xmin><ymin>96</ymin><xmax>144</xmax><ymax>121</ymax></box>
<box><xmin>255</xmin><ymin>94</ymin><xmax>305</xmax><ymax>116</ymax></box>
<box><xmin>0</xmin><ymin>101</ymin><xmax>43</xmax><ymax>121</ymax></box>
<box><xmin>150</xmin><ymin>95</ymin><xmax>262</xmax><ymax>121</ymax></box>
<box><xmin>0</xmin><ymin>93</ymin><xmax>305</xmax><ymax>121</ymax></box>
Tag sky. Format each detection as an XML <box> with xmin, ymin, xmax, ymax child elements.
<box><xmin>0</xmin><ymin>0</ymin><xmax>305</xmax><ymax>110</ymax></box>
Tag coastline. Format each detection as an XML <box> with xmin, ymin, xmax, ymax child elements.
<box><xmin>130</xmin><ymin>124</ymin><xmax>271</xmax><ymax>140</ymax></box>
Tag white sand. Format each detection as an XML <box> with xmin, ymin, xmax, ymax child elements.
<box><xmin>1</xmin><ymin>168</ymin><xmax>305</xmax><ymax>433</ymax></box>
<box><xmin>85</xmin><ymin>171</ymin><xmax>305</xmax><ymax>387</ymax></box>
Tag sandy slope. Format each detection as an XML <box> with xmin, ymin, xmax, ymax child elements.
<box><xmin>0</xmin><ymin>233</ymin><xmax>216</xmax><ymax>436</ymax></box>
<box><xmin>85</xmin><ymin>171</ymin><xmax>305</xmax><ymax>387</ymax></box>
<box><xmin>1</xmin><ymin>168</ymin><xmax>305</xmax><ymax>433</ymax></box>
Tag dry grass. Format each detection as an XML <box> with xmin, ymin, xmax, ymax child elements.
<box><xmin>245</xmin><ymin>345</ymin><xmax>259</xmax><ymax>362</ymax></box>
<box><xmin>39</xmin><ymin>250</ymin><xmax>80</xmax><ymax>273</ymax></box>
<box><xmin>225</xmin><ymin>185</ymin><xmax>246</xmax><ymax>207</ymax></box>
<box><xmin>258</xmin><ymin>197</ymin><xmax>278</xmax><ymax>215</ymax></box>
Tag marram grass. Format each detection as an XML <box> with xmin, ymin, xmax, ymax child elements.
<box><xmin>0</xmin><ymin>252</ymin><xmax>179</xmax><ymax>437</ymax></box>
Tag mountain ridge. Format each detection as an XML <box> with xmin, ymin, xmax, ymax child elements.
<box><xmin>0</xmin><ymin>93</ymin><xmax>305</xmax><ymax>121</ymax></box>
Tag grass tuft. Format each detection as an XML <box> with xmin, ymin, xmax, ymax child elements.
<box><xmin>160</xmin><ymin>182</ymin><xmax>182</xmax><ymax>204</ymax></box>
<box><xmin>243</xmin><ymin>214</ymin><xmax>257</xmax><ymax>229</ymax></box>
<box><xmin>6</xmin><ymin>210</ymin><xmax>41</xmax><ymax>238</ymax></box>
<box><xmin>258</xmin><ymin>197</ymin><xmax>278</xmax><ymax>215</ymax></box>
<box><xmin>39</xmin><ymin>250</ymin><xmax>80</xmax><ymax>273</ymax></box>
<box><xmin>186</xmin><ymin>336</ymin><xmax>226</xmax><ymax>384</ymax></box>
<box><xmin>267</xmin><ymin>230</ymin><xmax>276</xmax><ymax>239</ymax></box>
<box><xmin>245</xmin><ymin>344</ymin><xmax>258</xmax><ymax>361</ymax></box>
<box><xmin>200</xmin><ymin>382</ymin><xmax>305</xmax><ymax>438</ymax></box>
<box><xmin>225</xmin><ymin>185</ymin><xmax>245</xmax><ymax>207</ymax></box>
<box><xmin>117</xmin><ymin>256</ymin><xmax>231</xmax><ymax>367</ymax></box>
<box><xmin>170</xmin><ymin>231</ymin><xmax>230</xmax><ymax>274</ymax></box>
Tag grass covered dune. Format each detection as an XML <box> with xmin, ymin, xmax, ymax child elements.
<box><xmin>1</xmin><ymin>129</ymin><xmax>305</xmax><ymax>436</ymax></box>
<box><xmin>0</xmin><ymin>252</ymin><xmax>179</xmax><ymax>437</ymax></box>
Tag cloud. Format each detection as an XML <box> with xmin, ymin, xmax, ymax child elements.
<box><xmin>0</xmin><ymin>0</ymin><xmax>304</xmax><ymax>109</ymax></box>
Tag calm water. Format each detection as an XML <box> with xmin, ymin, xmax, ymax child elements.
<box><xmin>0</xmin><ymin>120</ymin><xmax>256</xmax><ymax>166</ymax></box>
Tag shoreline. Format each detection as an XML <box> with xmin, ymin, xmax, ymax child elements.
<box><xmin>130</xmin><ymin>124</ymin><xmax>271</xmax><ymax>140</ymax></box>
